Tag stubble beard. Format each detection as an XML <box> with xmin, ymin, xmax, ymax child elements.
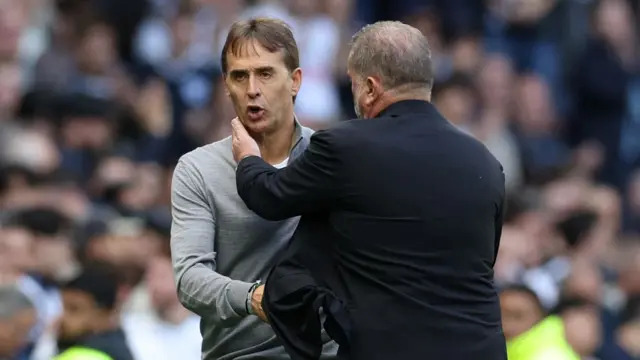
<box><xmin>352</xmin><ymin>91</ymin><xmax>363</xmax><ymax>119</ymax></box>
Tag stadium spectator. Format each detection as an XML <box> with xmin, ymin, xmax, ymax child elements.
<box><xmin>0</xmin><ymin>0</ymin><xmax>638</xmax><ymax>358</ymax></box>
<box><xmin>55</xmin><ymin>264</ymin><xmax>134</xmax><ymax>360</ymax></box>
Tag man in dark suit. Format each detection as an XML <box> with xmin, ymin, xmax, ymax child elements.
<box><xmin>231</xmin><ymin>21</ymin><xmax>507</xmax><ymax>360</ymax></box>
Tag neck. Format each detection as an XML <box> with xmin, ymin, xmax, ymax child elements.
<box><xmin>93</xmin><ymin>313</ymin><xmax>119</xmax><ymax>334</ymax></box>
<box><xmin>157</xmin><ymin>303</ymin><xmax>191</xmax><ymax>325</ymax></box>
<box><xmin>366</xmin><ymin>88</ymin><xmax>431</xmax><ymax>119</ymax></box>
<box><xmin>253</xmin><ymin>115</ymin><xmax>295</xmax><ymax>164</ymax></box>
<box><xmin>172</xmin><ymin>41</ymin><xmax>189</xmax><ymax>59</ymax></box>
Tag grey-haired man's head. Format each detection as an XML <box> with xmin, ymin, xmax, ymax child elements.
<box><xmin>347</xmin><ymin>21</ymin><xmax>434</xmax><ymax>119</ymax></box>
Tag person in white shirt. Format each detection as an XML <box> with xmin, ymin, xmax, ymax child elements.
<box><xmin>123</xmin><ymin>249</ymin><xmax>201</xmax><ymax>360</ymax></box>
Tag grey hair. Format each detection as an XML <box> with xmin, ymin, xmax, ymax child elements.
<box><xmin>348</xmin><ymin>21</ymin><xmax>434</xmax><ymax>91</ymax></box>
<box><xmin>0</xmin><ymin>284</ymin><xmax>35</xmax><ymax>320</ymax></box>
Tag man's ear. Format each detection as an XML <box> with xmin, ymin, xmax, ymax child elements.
<box><xmin>364</xmin><ymin>76</ymin><xmax>382</xmax><ymax>106</ymax></box>
<box><xmin>366</xmin><ymin>77</ymin><xmax>383</xmax><ymax>96</ymax></box>
<box><xmin>291</xmin><ymin>68</ymin><xmax>302</xmax><ymax>97</ymax></box>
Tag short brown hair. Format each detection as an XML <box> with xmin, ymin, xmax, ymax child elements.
<box><xmin>220</xmin><ymin>18</ymin><xmax>299</xmax><ymax>74</ymax></box>
<box><xmin>73</xmin><ymin>10</ymin><xmax>113</xmax><ymax>39</ymax></box>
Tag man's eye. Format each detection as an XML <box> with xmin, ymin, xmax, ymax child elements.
<box><xmin>234</xmin><ymin>74</ymin><xmax>247</xmax><ymax>81</ymax></box>
<box><xmin>260</xmin><ymin>72</ymin><xmax>272</xmax><ymax>78</ymax></box>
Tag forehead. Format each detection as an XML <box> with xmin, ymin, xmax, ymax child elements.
<box><xmin>226</xmin><ymin>39</ymin><xmax>287</xmax><ymax>71</ymax></box>
<box><xmin>62</xmin><ymin>289</ymin><xmax>95</xmax><ymax>307</ymax></box>
<box><xmin>500</xmin><ymin>291</ymin><xmax>536</xmax><ymax>307</ymax></box>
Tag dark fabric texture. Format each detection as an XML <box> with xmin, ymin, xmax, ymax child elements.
<box><xmin>237</xmin><ymin>100</ymin><xmax>508</xmax><ymax>360</ymax></box>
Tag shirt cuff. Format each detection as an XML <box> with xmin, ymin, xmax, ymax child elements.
<box><xmin>228</xmin><ymin>280</ymin><xmax>255</xmax><ymax>316</ymax></box>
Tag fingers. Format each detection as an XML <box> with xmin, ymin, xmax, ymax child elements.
<box><xmin>231</xmin><ymin>117</ymin><xmax>243</xmax><ymax>136</ymax></box>
<box><xmin>259</xmin><ymin>312</ymin><xmax>269</xmax><ymax>323</ymax></box>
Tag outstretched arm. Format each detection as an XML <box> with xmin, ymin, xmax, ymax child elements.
<box><xmin>235</xmin><ymin>130</ymin><xmax>343</xmax><ymax>220</ymax></box>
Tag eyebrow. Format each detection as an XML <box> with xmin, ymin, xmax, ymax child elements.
<box><xmin>255</xmin><ymin>66</ymin><xmax>275</xmax><ymax>73</ymax></box>
<box><xmin>229</xmin><ymin>66</ymin><xmax>276</xmax><ymax>76</ymax></box>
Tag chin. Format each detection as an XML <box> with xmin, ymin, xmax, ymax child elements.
<box><xmin>243</xmin><ymin>118</ymin><xmax>273</xmax><ymax>134</ymax></box>
<box><xmin>57</xmin><ymin>331</ymin><xmax>81</xmax><ymax>343</ymax></box>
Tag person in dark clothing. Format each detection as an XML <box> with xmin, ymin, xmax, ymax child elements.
<box><xmin>55</xmin><ymin>264</ymin><xmax>134</xmax><ymax>360</ymax></box>
<box><xmin>567</xmin><ymin>0</ymin><xmax>638</xmax><ymax>190</ymax></box>
<box><xmin>232</xmin><ymin>21</ymin><xmax>506</xmax><ymax>360</ymax></box>
<box><xmin>1</xmin><ymin>207</ymin><xmax>77</xmax><ymax>360</ymax></box>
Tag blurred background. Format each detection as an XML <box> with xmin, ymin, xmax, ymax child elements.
<box><xmin>0</xmin><ymin>0</ymin><xmax>639</xmax><ymax>359</ymax></box>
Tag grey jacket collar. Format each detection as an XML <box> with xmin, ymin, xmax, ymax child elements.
<box><xmin>290</xmin><ymin>117</ymin><xmax>314</xmax><ymax>160</ymax></box>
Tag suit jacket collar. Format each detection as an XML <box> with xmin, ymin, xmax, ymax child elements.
<box><xmin>375</xmin><ymin>100</ymin><xmax>437</xmax><ymax>118</ymax></box>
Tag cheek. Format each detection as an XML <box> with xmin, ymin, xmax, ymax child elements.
<box><xmin>60</xmin><ymin>315</ymin><xmax>87</xmax><ymax>337</ymax></box>
<box><xmin>352</xmin><ymin>84</ymin><xmax>369</xmax><ymax>107</ymax></box>
<box><xmin>227</xmin><ymin>88</ymin><xmax>241</xmax><ymax>104</ymax></box>
<box><xmin>351</xmin><ymin>82</ymin><xmax>360</xmax><ymax>99</ymax></box>
<box><xmin>224</xmin><ymin>82</ymin><xmax>243</xmax><ymax>102</ymax></box>
<box><xmin>272</xmin><ymin>79</ymin><xmax>292</xmax><ymax>99</ymax></box>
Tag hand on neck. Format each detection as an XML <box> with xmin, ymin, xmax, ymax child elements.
<box><xmin>255</xmin><ymin>116</ymin><xmax>296</xmax><ymax>165</ymax></box>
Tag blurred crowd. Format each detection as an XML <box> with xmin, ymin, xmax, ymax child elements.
<box><xmin>0</xmin><ymin>0</ymin><xmax>639</xmax><ymax>359</ymax></box>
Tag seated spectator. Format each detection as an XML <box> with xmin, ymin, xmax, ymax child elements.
<box><xmin>0</xmin><ymin>284</ymin><xmax>37</xmax><ymax>360</ymax></box>
<box><xmin>616</xmin><ymin>297</ymin><xmax>640</xmax><ymax>358</ymax></box>
<box><xmin>554</xmin><ymin>297</ymin><xmax>603</xmax><ymax>360</ymax></box>
<box><xmin>55</xmin><ymin>264</ymin><xmax>134</xmax><ymax>360</ymax></box>
<box><xmin>512</xmin><ymin>75</ymin><xmax>570</xmax><ymax>184</ymax></box>
<box><xmin>432</xmin><ymin>73</ymin><xmax>478</xmax><ymax>132</ymax></box>
<box><xmin>500</xmin><ymin>284</ymin><xmax>581</xmax><ymax>360</ymax></box>
<box><xmin>0</xmin><ymin>60</ymin><xmax>23</xmax><ymax>119</ymax></box>
<box><xmin>0</xmin><ymin>207</ymin><xmax>79</xmax><ymax>359</ymax></box>
<box><xmin>122</xmin><ymin>245</ymin><xmax>201</xmax><ymax>360</ymax></box>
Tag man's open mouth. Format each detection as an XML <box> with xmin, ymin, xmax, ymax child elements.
<box><xmin>247</xmin><ymin>105</ymin><xmax>264</xmax><ymax>113</ymax></box>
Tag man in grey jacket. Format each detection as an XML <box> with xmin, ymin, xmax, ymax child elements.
<box><xmin>170</xmin><ymin>18</ymin><xmax>337</xmax><ymax>359</ymax></box>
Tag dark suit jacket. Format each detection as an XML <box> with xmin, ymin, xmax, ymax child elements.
<box><xmin>236</xmin><ymin>100</ymin><xmax>507</xmax><ymax>360</ymax></box>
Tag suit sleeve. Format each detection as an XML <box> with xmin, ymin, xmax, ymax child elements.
<box><xmin>236</xmin><ymin>130</ymin><xmax>343</xmax><ymax>221</ymax></box>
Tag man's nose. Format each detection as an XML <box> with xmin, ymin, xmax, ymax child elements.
<box><xmin>247</xmin><ymin>75</ymin><xmax>261</xmax><ymax>99</ymax></box>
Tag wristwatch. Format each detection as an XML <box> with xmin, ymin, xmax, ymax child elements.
<box><xmin>246</xmin><ymin>280</ymin><xmax>261</xmax><ymax>315</ymax></box>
